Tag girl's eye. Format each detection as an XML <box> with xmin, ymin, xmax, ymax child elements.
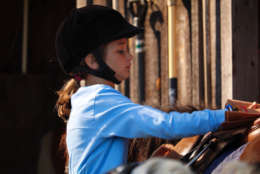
<box><xmin>117</xmin><ymin>50</ymin><xmax>125</xmax><ymax>54</ymax></box>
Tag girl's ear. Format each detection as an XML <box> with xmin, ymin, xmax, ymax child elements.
<box><xmin>84</xmin><ymin>54</ymin><xmax>99</xmax><ymax>70</ymax></box>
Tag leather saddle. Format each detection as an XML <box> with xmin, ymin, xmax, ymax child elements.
<box><xmin>152</xmin><ymin>99</ymin><xmax>260</xmax><ymax>173</ymax></box>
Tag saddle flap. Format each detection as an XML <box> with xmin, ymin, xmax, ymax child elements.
<box><xmin>226</xmin><ymin>99</ymin><xmax>260</xmax><ymax>113</ymax></box>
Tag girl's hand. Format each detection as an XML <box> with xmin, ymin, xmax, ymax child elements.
<box><xmin>253</xmin><ymin>117</ymin><xmax>260</xmax><ymax>126</ymax></box>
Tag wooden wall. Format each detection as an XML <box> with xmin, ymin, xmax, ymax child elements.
<box><xmin>0</xmin><ymin>75</ymin><xmax>59</xmax><ymax>174</ymax></box>
<box><xmin>86</xmin><ymin>0</ymin><xmax>260</xmax><ymax>108</ymax></box>
<box><xmin>191</xmin><ymin>0</ymin><xmax>259</xmax><ymax>108</ymax></box>
<box><xmin>129</xmin><ymin>0</ymin><xmax>169</xmax><ymax>106</ymax></box>
<box><xmin>0</xmin><ymin>1</ymin><xmax>23</xmax><ymax>73</ymax></box>
<box><xmin>28</xmin><ymin>0</ymin><xmax>76</xmax><ymax>74</ymax></box>
<box><xmin>191</xmin><ymin>0</ymin><xmax>233</xmax><ymax>108</ymax></box>
<box><xmin>232</xmin><ymin>0</ymin><xmax>259</xmax><ymax>102</ymax></box>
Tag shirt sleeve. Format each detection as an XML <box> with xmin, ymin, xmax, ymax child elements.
<box><xmin>93</xmin><ymin>88</ymin><xmax>225</xmax><ymax>139</ymax></box>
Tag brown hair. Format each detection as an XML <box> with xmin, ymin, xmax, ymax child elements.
<box><xmin>55</xmin><ymin>78</ymin><xmax>80</xmax><ymax>173</ymax></box>
<box><xmin>56</xmin><ymin>78</ymin><xmax>80</xmax><ymax>122</ymax></box>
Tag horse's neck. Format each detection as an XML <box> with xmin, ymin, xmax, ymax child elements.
<box><xmin>247</xmin><ymin>124</ymin><xmax>260</xmax><ymax>142</ymax></box>
<box><xmin>240</xmin><ymin>132</ymin><xmax>260</xmax><ymax>163</ymax></box>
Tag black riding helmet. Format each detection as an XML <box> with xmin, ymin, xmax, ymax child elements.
<box><xmin>55</xmin><ymin>5</ymin><xmax>143</xmax><ymax>84</ymax></box>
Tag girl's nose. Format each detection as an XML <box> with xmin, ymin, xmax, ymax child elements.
<box><xmin>127</xmin><ymin>52</ymin><xmax>134</xmax><ymax>61</ymax></box>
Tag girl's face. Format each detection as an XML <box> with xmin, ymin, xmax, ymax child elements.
<box><xmin>104</xmin><ymin>38</ymin><xmax>133</xmax><ymax>81</ymax></box>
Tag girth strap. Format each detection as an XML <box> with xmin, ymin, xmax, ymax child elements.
<box><xmin>182</xmin><ymin>128</ymin><xmax>248</xmax><ymax>173</ymax></box>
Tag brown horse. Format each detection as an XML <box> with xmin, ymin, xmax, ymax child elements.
<box><xmin>151</xmin><ymin>100</ymin><xmax>260</xmax><ymax>173</ymax></box>
<box><xmin>151</xmin><ymin>119</ymin><xmax>260</xmax><ymax>172</ymax></box>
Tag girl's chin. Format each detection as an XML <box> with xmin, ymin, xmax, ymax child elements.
<box><xmin>115</xmin><ymin>74</ymin><xmax>129</xmax><ymax>81</ymax></box>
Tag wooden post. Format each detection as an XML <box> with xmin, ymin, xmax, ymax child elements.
<box><xmin>209</xmin><ymin>0</ymin><xmax>217</xmax><ymax>108</ymax></box>
<box><xmin>144</xmin><ymin>3</ymin><xmax>161</xmax><ymax>106</ymax></box>
<box><xmin>94</xmin><ymin>0</ymin><xmax>108</xmax><ymax>6</ymax></box>
<box><xmin>76</xmin><ymin>0</ymin><xmax>87</xmax><ymax>8</ymax></box>
<box><xmin>191</xmin><ymin>0</ymin><xmax>201</xmax><ymax>107</ymax></box>
<box><xmin>176</xmin><ymin>0</ymin><xmax>192</xmax><ymax>106</ymax></box>
<box><xmin>220</xmin><ymin>0</ymin><xmax>233</xmax><ymax>107</ymax></box>
<box><xmin>202</xmin><ymin>0</ymin><xmax>215</xmax><ymax>108</ymax></box>
<box><xmin>161</xmin><ymin>0</ymin><xmax>170</xmax><ymax>106</ymax></box>
<box><xmin>168</xmin><ymin>0</ymin><xmax>178</xmax><ymax>105</ymax></box>
<box><xmin>232</xmin><ymin>0</ymin><xmax>259</xmax><ymax>102</ymax></box>
<box><xmin>22</xmin><ymin>0</ymin><xmax>29</xmax><ymax>74</ymax></box>
<box><xmin>112</xmin><ymin>0</ymin><xmax>119</xmax><ymax>10</ymax></box>
<box><xmin>202</xmin><ymin>0</ymin><xmax>215</xmax><ymax>107</ymax></box>
<box><xmin>202</xmin><ymin>0</ymin><xmax>208</xmax><ymax>107</ymax></box>
<box><xmin>112</xmin><ymin>0</ymin><xmax>120</xmax><ymax>92</ymax></box>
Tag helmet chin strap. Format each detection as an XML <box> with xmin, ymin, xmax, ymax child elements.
<box><xmin>88</xmin><ymin>45</ymin><xmax>121</xmax><ymax>84</ymax></box>
<box><xmin>71</xmin><ymin>45</ymin><xmax>121</xmax><ymax>84</ymax></box>
<box><xmin>85</xmin><ymin>61</ymin><xmax>121</xmax><ymax>84</ymax></box>
<box><xmin>71</xmin><ymin>62</ymin><xmax>121</xmax><ymax>84</ymax></box>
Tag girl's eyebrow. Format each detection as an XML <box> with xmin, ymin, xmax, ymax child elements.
<box><xmin>116</xmin><ymin>40</ymin><xmax>127</xmax><ymax>45</ymax></box>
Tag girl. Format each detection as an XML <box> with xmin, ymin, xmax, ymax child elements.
<box><xmin>55</xmin><ymin>5</ymin><xmax>226</xmax><ymax>174</ymax></box>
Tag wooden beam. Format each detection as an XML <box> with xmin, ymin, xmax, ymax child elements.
<box><xmin>220</xmin><ymin>0</ymin><xmax>233</xmax><ymax>107</ymax></box>
<box><xmin>76</xmin><ymin>0</ymin><xmax>87</xmax><ymax>8</ymax></box>
<box><xmin>168</xmin><ymin>0</ymin><xmax>178</xmax><ymax>105</ymax></box>
<box><xmin>22</xmin><ymin>0</ymin><xmax>29</xmax><ymax>74</ymax></box>
<box><xmin>176</xmin><ymin>0</ymin><xmax>192</xmax><ymax>106</ymax></box>
<box><xmin>202</xmin><ymin>0</ymin><xmax>209</xmax><ymax>107</ymax></box>
<box><xmin>161</xmin><ymin>0</ymin><xmax>170</xmax><ymax>106</ymax></box>
<box><xmin>112</xmin><ymin>0</ymin><xmax>118</xmax><ymax>10</ymax></box>
<box><xmin>191</xmin><ymin>0</ymin><xmax>201</xmax><ymax>107</ymax></box>
<box><xmin>202</xmin><ymin>0</ymin><xmax>214</xmax><ymax>108</ymax></box>
<box><xmin>93</xmin><ymin>0</ymin><xmax>108</xmax><ymax>6</ymax></box>
<box><xmin>145</xmin><ymin>4</ymin><xmax>161</xmax><ymax>106</ymax></box>
<box><xmin>209</xmin><ymin>0</ymin><xmax>217</xmax><ymax>108</ymax></box>
<box><xmin>232</xmin><ymin>0</ymin><xmax>259</xmax><ymax>102</ymax></box>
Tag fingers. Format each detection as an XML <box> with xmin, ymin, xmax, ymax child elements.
<box><xmin>253</xmin><ymin>117</ymin><xmax>260</xmax><ymax>125</ymax></box>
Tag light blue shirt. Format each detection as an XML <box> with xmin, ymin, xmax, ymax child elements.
<box><xmin>67</xmin><ymin>84</ymin><xmax>225</xmax><ymax>174</ymax></box>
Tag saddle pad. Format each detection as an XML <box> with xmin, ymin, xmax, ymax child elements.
<box><xmin>209</xmin><ymin>144</ymin><xmax>247</xmax><ymax>174</ymax></box>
